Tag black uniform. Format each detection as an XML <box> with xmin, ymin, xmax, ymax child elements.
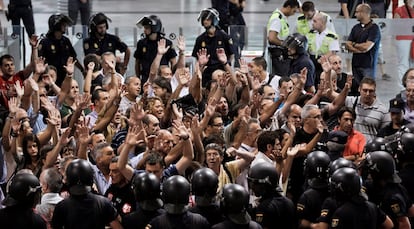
<box><xmin>212</xmin><ymin>220</ymin><xmax>263</xmax><ymax>229</ymax></box>
<box><xmin>38</xmin><ymin>34</ymin><xmax>78</xmax><ymax>86</ymax></box>
<box><xmin>83</xmin><ymin>33</ymin><xmax>128</xmax><ymax>56</ymax></box>
<box><xmin>122</xmin><ymin>206</ymin><xmax>165</xmax><ymax>229</ymax></box>
<box><xmin>192</xmin><ymin>29</ymin><xmax>234</xmax><ymax>87</ymax></box>
<box><xmin>252</xmin><ymin>192</ymin><xmax>296</xmax><ymax>229</ymax></box>
<box><xmin>377</xmin><ymin>119</ymin><xmax>411</xmax><ymax>138</ymax></box>
<box><xmin>297</xmin><ymin>187</ymin><xmax>330</xmax><ymax>224</ymax></box>
<box><xmin>189</xmin><ymin>203</ymin><xmax>224</xmax><ymax>225</ymax></box>
<box><xmin>399</xmin><ymin>164</ymin><xmax>414</xmax><ymax>201</ymax></box>
<box><xmin>289</xmin><ymin>53</ymin><xmax>315</xmax><ymax>91</ymax></box>
<box><xmin>8</xmin><ymin>0</ymin><xmax>35</xmax><ymax>37</ymax></box>
<box><xmin>330</xmin><ymin>198</ymin><xmax>387</xmax><ymax>229</ymax></box>
<box><xmin>147</xmin><ymin>211</ymin><xmax>210</xmax><ymax>229</ymax></box>
<box><xmin>316</xmin><ymin>197</ymin><xmax>338</xmax><ymax>225</ymax></box>
<box><xmin>0</xmin><ymin>206</ymin><xmax>47</xmax><ymax>229</ymax></box>
<box><xmin>51</xmin><ymin>192</ymin><xmax>119</xmax><ymax>229</ymax></box>
<box><xmin>105</xmin><ymin>182</ymin><xmax>136</xmax><ymax>217</ymax></box>
<box><xmin>288</xmin><ymin>128</ymin><xmax>318</xmax><ymax>204</ymax></box>
<box><xmin>134</xmin><ymin>36</ymin><xmax>176</xmax><ymax>84</ymax></box>
<box><xmin>365</xmin><ymin>182</ymin><xmax>413</xmax><ymax>228</ymax></box>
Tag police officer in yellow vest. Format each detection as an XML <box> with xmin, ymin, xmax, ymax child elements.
<box><xmin>306</xmin><ymin>12</ymin><xmax>340</xmax><ymax>86</ymax></box>
<box><xmin>267</xmin><ymin>0</ymin><xmax>300</xmax><ymax>77</ymax></box>
<box><xmin>295</xmin><ymin>1</ymin><xmax>336</xmax><ymax>36</ymax></box>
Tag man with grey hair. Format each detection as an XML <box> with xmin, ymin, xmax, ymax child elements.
<box><xmin>91</xmin><ymin>142</ymin><xmax>115</xmax><ymax>195</ymax></box>
<box><xmin>36</xmin><ymin>168</ymin><xmax>64</xmax><ymax>223</ymax></box>
<box><xmin>288</xmin><ymin>104</ymin><xmax>324</xmax><ymax>204</ymax></box>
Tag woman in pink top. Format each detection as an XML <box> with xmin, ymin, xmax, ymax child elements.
<box><xmin>394</xmin><ymin>0</ymin><xmax>414</xmax><ymax>80</ymax></box>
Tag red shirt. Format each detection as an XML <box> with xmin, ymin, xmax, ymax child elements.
<box><xmin>394</xmin><ymin>5</ymin><xmax>414</xmax><ymax>40</ymax></box>
<box><xmin>335</xmin><ymin>127</ymin><xmax>366</xmax><ymax>157</ymax></box>
<box><xmin>0</xmin><ymin>71</ymin><xmax>25</xmax><ymax>109</ymax></box>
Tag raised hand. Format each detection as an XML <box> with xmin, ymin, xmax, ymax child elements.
<box><xmin>197</xmin><ymin>48</ymin><xmax>210</xmax><ymax>67</ymax></box>
<box><xmin>172</xmin><ymin>119</ymin><xmax>190</xmax><ymax>139</ymax></box>
<box><xmin>299</xmin><ymin>67</ymin><xmax>308</xmax><ymax>86</ymax></box>
<box><xmin>216</xmin><ymin>48</ymin><xmax>227</xmax><ymax>64</ymax></box>
<box><xmin>319</xmin><ymin>55</ymin><xmax>332</xmax><ymax>73</ymax></box>
<box><xmin>76</xmin><ymin>94</ymin><xmax>92</xmax><ymax>110</ymax></box>
<box><xmin>8</xmin><ymin>97</ymin><xmax>20</xmax><ymax>114</ymax></box>
<box><xmin>64</xmin><ymin>57</ymin><xmax>76</xmax><ymax>76</ymax></box>
<box><xmin>172</xmin><ymin>103</ymin><xmax>183</xmax><ymax>121</ymax></box>
<box><xmin>14</xmin><ymin>81</ymin><xmax>24</xmax><ymax>98</ymax></box>
<box><xmin>46</xmin><ymin>109</ymin><xmax>60</xmax><ymax>126</ymax></box>
<box><xmin>125</xmin><ymin>125</ymin><xmax>146</xmax><ymax>146</ymax></box>
<box><xmin>239</xmin><ymin>58</ymin><xmax>249</xmax><ymax>74</ymax></box>
<box><xmin>60</xmin><ymin>128</ymin><xmax>73</xmax><ymax>145</ymax></box>
<box><xmin>29</xmin><ymin>34</ymin><xmax>39</xmax><ymax>48</ymax></box>
<box><xmin>28</xmin><ymin>77</ymin><xmax>39</xmax><ymax>92</ymax></box>
<box><xmin>157</xmin><ymin>39</ymin><xmax>170</xmax><ymax>55</ymax></box>
<box><xmin>205</xmin><ymin>97</ymin><xmax>217</xmax><ymax>117</ymax></box>
<box><xmin>177</xmin><ymin>35</ymin><xmax>186</xmax><ymax>53</ymax></box>
<box><xmin>77</xmin><ymin>123</ymin><xmax>91</xmax><ymax>146</ymax></box>
<box><xmin>87</xmin><ymin>62</ymin><xmax>95</xmax><ymax>72</ymax></box>
<box><xmin>128</xmin><ymin>102</ymin><xmax>145</xmax><ymax>126</ymax></box>
<box><xmin>34</xmin><ymin>57</ymin><xmax>48</xmax><ymax>75</ymax></box>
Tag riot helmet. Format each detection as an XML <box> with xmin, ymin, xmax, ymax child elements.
<box><xmin>191</xmin><ymin>167</ymin><xmax>218</xmax><ymax>199</ymax></box>
<box><xmin>132</xmin><ymin>172</ymin><xmax>163</xmax><ymax>211</ymax></box>
<box><xmin>2</xmin><ymin>173</ymin><xmax>41</xmax><ymax>207</ymax></box>
<box><xmin>364</xmin><ymin>137</ymin><xmax>387</xmax><ymax>153</ymax></box>
<box><xmin>48</xmin><ymin>14</ymin><xmax>73</xmax><ymax>33</ymax></box>
<box><xmin>66</xmin><ymin>159</ymin><xmax>94</xmax><ymax>195</ymax></box>
<box><xmin>220</xmin><ymin>183</ymin><xmax>251</xmax><ymax>225</ymax></box>
<box><xmin>162</xmin><ymin>175</ymin><xmax>190</xmax><ymax>214</ymax></box>
<box><xmin>364</xmin><ymin>151</ymin><xmax>401</xmax><ymax>183</ymax></box>
<box><xmin>329</xmin><ymin>157</ymin><xmax>356</xmax><ymax>175</ymax></box>
<box><xmin>248</xmin><ymin>162</ymin><xmax>279</xmax><ymax>197</ymax></box>
<box><xmin>304</xmin><ymin>151</ymin><xmax>331</xmax><ymax>188</ymax></box>
<box><xmin>330</xmin><ymin>167</ymin><xmax>362</xmax><ymax>200</ymax></box>
<box><xmin>198</xmin><ymin>8</ymin><xmax>220</xmax><ymax>28</ymax></box>
<box><xmin>283</xmin><ymin>33</ymin><xmax>308</xmax><ymax>55</ymax></box>
<box><xmin>136</xmin><ymin>15</ymin><xmax>163</xmax><ymax>34</ymax></box>
<box><xmin>399</xmin><ymin>132</ymin><xmax>414</xmax><ymax>162</ymax></box>
<box><xmin>89</xmin><ymin>12</ymin><xmax>112</xmax><ymax>34</ymax></box>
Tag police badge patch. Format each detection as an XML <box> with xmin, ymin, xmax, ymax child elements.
<box><xmin>143</xmin><ymin>47</ymin><xmax>146</xmax><ymax>53</ymax></box>
<box><xmin>255</xmin><ymin>213</ymin><xmax>263</xmax><ymax>223</ymax></box>
<box><xmin>228</xmin><ymin>38</ymin><xmax>233</xmax><ymax>45</ymax></box>
<box><xmin>331</xmin><ymin>218</ymin><xmax>339</xmax><ymax>227</ymax></box>
<box><xmin>201</xmin><ymin>41</ymin><xmax>206</xmax><ymax>47</ymax></box>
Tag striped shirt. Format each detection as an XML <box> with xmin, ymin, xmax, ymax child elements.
<box><xmin>345</xmin><ymin>96</ymin><xmax>391</xmax><ymax>142</ymax></box>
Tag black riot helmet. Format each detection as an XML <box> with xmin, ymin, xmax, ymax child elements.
<box><xmin>162</xmin><ymin>175</ymin><xmax>190</xmax><ymax>214</ymax></box>
<box><xmin>329</xmin><ymin>157</ymin><xmax>356</xmax><ymax>175</ymax></box>
<box><xmin>364</xmin><ymin>151</ymin><xmax>401</xmax><ymax>183</ymax></box>
<box><xmin>198</xmin><ymin>8</ymin><xmax>220</xmax><ymax>28</ymax></box>
<box><xmin>132</xmin><ymin>172</ymin><xmax>163</xmax><ymax>211</ymax></box>
<box><xmin>2</xmin><ymin>173</ymin><xmax>41</xmax><ymax>207</ymax></box>
<box><xmin>66</xmin><ymin>159</ymin><xmax>94</xmax><ymax>195</ymax></box>
<box><xmin>136</xmin><ymin>15</ymin><xmax>163</xmax><ymax>34</ymax></box>
<box><xmin>330</xmin><ymin>167</ymin><xmax>362</xmax><ymax>200</ymax></box>
<box><xmin>248</xmin><ymin>162</ymin><xmax>280</xmax><ymax>197</ymax></box>
<box><xmin>191</xmin><ymin>167</ymin><xmax>218</xmax><ymax>198</ymax></box>
<box><xmin>304</xmin><ymin>151</ymin><xmax>331</xmax><ymax>188</ymax></box>
<box><xmin>220</xmin><ymin>184</ymin><xmax>251</xmax><ymax>225</ymax></box>
<box><xmin>89</xmin><ymin>12</ymin><xmax>112</xmax><ymax>33</ymax></box>
<box><xmin>399</xmin><ymin>133</ymin><xmax>414</xmax><ymax>162</ymax></box>
<box><xmin>48</xmin><ymin>14</ymin><xmax>73</xmax><ymax>33</ymax></box>
<box><xmin>364</xmin><ymin>137</ymin><xmax>387</xmax><ymax>153</ymax></box>
<box><xmin>283</xmin><ymin>33</ymin><xmax>308</xmax><ymax>55</ymax></box>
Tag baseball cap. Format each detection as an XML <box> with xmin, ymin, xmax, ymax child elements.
<box><xmin>389</xmin><ymin>98</ymin><xmax>404</xmax><ymax>113</ymax></box>
<box><xmin>328</xmin><ymin>130</ymin><xmax>348</xmax><ymax>145</ymax></box>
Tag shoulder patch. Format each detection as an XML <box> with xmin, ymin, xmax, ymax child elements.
<box><xmin>298</xmin><ymin>15</ymin><xmax>306</xmax><ymax>20</ymax></box>
<box><xmin>390</xmin><ymin>203</ymin><xmax>401</xmax><ymax>214</ymax></box>
<box><xmin>297</xmin><ymin>203</ymin><xmax>305</xmax><ymax>211</ymax></box>
<box><xmin>256</xmin><ymin>213</ymin><xmax>264</xmax><ymax>223</ymax></box>
<box><xmin>228</xmin><ymin>38</ymin><xmax>233</xmax><ymax>45</ymax></box>
<box><xmin>327</xmin><ymin>33</ymin><xmax>338</xmax><ymax>39</ymax></box>
<box><xmin>331</xmin><ymin>218</ymin><xmax>339</xmax><ymax>228</ymax></box>
<box><xmin>145</xmin><ymin>224</ymin><xmax>152</xmax><ymax>229</ymax></box>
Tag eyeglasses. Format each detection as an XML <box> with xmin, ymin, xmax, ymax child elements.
<box><xmin>308</xmin><ymin>114</ymin><xmax>322</xmax><ymax>120</ymax></box>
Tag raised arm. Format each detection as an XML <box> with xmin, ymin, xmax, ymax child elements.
<box><xmin>149</xmin><ymin>39</ymin><xmax>170</xmax><ymax>83</ymax></box>
<box><xmin>118</xmin><ymin>126</ymin><xmax>146</xmax><ymax>181</ymax></box>
<box><xmin>172</xmin><ymin>120</ymin><xmax>194</xmax><ymax>175</ymax></box>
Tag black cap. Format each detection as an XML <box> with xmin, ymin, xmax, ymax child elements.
<box><xmin>328</xmin><ymin>130</ymin><xmax>348</xmax><ymax>144</ymax></box>
<box><xmin>389</xmin><ymin>98</ymin><xmax>404</xmax><ymax>113</ymax></box>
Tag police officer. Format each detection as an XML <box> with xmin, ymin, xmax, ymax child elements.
<box><xmin>212</xmin><ymin>183</ymin><xmax>262</xmax><ymax>229</ymax></box>
<box><xmin>247</xmin><ymin>162</ymin><xmax>296</xmax><ymax>229</ymax></box>
<box><xmin>83</xmin><ymin>12</ymin><xmax>131</xmax><ymax>75</ymax></box>
<box><xmin>284</xmin><ymin>33</ymin><xmax>316</xmax><ymax>93</ymax></box>
<box><xmin>147</xmin><ymin>175</ymin><xmax>210</xmax><ymax>228</ymax></box>
<box><xmin>312</xmin><ymin>158</ymin><xmax>357</xmax><ymax>228</ymax></box>
<box><xmin>0</xmin><ymin>173</ymin><xmax>46</xmax><ymax>229</ymax></box>
<box><xmin>363</xmin><ymin>151</ymin><xmax>414</xmax><ymax>228</ymax></box>
<box><xmin>122</xmin><ymin>172</ymin><xmax>165</xmax><ymax>229</ymax></box>
<box><xmin>134</xmin><ymin>15</ymin><xmax>177</xmax><ymax>86</ymax></box>
<box><xmin>329</xmin><ymin>167</ymin><xmax>393</xmax><ymax>229</ymax></box>
<box><xmin>189</xmin><ymin>167</ymin><xmax>224</xmax><ymax>225</ymax></box>
<box><xmin>295</xmin><ymin>1</ymin><xmax>336</xmax><ymax>36</ymax></box>
<box><xmin>51</xmin><ymin>159</ymin><xmax>122</xmax><ymax>229</ymax></box>
<box><xmin>399</xmin><ymin>133</ymin><xmax>414</xmax><ymax>203</ymax></box>
<box><xmin>38</xmin><ymin>14</ymin><xmax>84</xmax><ymax>86</ymax></box>
<box><xmin>306</xmin><ymin>12</ymin><xmax>339</xmax><ymax>86</ymax></box>
<box><xmin>7</xmin><ymin>0</ymin><xmax>35</xmax><ymax>37</ymax></box>
<box><xmin>192</xmin><ymin>8</ymin><xmax>234</xmax><ymax>87</ymax></box>
<box><xmin>267</xmin><ymin>0</ymin><xmax>300</xmax><ymax>77</ymax></box>
<box><xmin>297</xmin><ymin>151</ymin><xmax>331</xmax><ymax>228</ymax></box>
